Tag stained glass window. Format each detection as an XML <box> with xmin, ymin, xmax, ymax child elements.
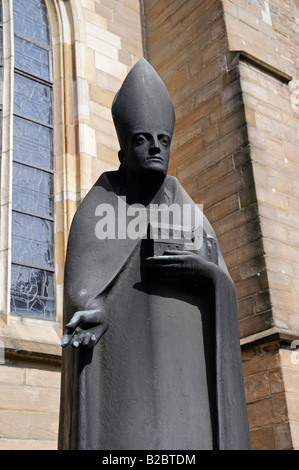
<box><xmin>11</xmin><ymin>0</ymin><xmax>54</xmax><ymax>319</ymax></box>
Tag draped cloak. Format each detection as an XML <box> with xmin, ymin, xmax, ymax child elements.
<box><xmin>58</xmin><ymin>170</ymin><xmax>251</xmax><ymax>450</ymax></box>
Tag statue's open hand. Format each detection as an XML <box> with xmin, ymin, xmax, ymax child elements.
<box><xmin>61</xmin><ymin>309</ymin><xmax>108</xmax><ymax>349</ymax></box>
<box><xmin>146</xmin><ymin>250</ymin><xmax>219</xmax><ymax>284</ymax></box>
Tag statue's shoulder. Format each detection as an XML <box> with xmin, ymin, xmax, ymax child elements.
<box><xmin>165</xmin><ymin>174</ymin><xmax>180</xmax><ymax>186</ymax></box>
<box><xmin>93</xmin><ymin>170</ymin><xmax>121</xmax><ymax>190</ymax></box>
<box><xmin>164</xmin><ymin>174</ymin><xmax>195</xmax><ymax>205</ymax></box>
<box><xmin>70</xmin><ymin>171</ymin><xmax>121</xmax><ymax>228</ymax></box>
<box><xmin>163</xmin><ymin>174</ymin><xmax>181</xmax><ymax>197</ymax></box>
<box><xmin>81</xmin><ymin>171</ymin><xmax>121</xmax><ymax>204</ymax></box>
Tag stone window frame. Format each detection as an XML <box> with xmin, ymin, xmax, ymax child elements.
<box><xmin>0</xmin><ymin>0</ymin><xmax>15</xmax><ymax>323</ymax></box>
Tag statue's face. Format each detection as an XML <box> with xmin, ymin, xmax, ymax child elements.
<box><xmin>123</xmin><ymin>131</ymin><xmax>171</xmax><ymax>180</ymax></box>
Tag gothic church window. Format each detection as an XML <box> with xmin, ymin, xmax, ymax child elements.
<box><xmin>0</xmin><ymin>0</ymin><xmax>55</xmax><ymax>319</ymax></box>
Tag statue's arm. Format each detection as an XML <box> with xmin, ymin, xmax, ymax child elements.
<box><xmin>61</xmin><ymin>203</ymin><xmax>109</xmax><ymax>350</ymax></box>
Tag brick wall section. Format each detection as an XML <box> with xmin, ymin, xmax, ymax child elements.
<box><xmin>0</xmin><ymin>356</ymin><xmax>61</xmax><ymax>450</ymax></box>
<box><xmin>243</xmin><ymin>341</ymin><xmax>289</xmax><ymax>450</ymax></box>
<box><xmin>240</xmin><ymin>60</ymin><xmax>299</xmax><ymax>335</ymax></box>
<box><xmin>223</xmin><ymin>0</ymin><xmax>299</xmax><ymax>78</ymax></box>
<box><xmin>279</xmin><ymin>346</ymin><xmax>299</xmax><ymax>450</ymax></box>
<box><xmin>143</xmin><ymin>0</ymin><xmax>270</xmax><ymax>339</ymax></box>
<box><xmin>242</xmin><ymin>340</ymin><xmax>299</xmax><ymax>450</ymax></box>
<box><xmin>222</xmin><ymin>0</ymin><xmax>299</xmax><ymax>450</ymax></box>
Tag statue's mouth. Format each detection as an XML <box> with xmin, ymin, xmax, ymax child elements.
<box><xmin>146</xmin><ymin>156</ymin><xmax>163</xmax><ymax>161</ymax></box>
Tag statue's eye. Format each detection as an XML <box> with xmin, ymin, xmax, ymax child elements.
<box><xmin>160</xmin><ymin>136</ymin><xmax>169</xmax><ymax>146</ymax></box>
<box><xmin>135</xmin><ymin>135</ymin><xmax>146</xmax><ymax>144</ymax></box>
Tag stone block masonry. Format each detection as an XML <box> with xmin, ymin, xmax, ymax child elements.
<box><xmin>0</xmin><ymin>353</ymin><xmax>61</xmax><ymax>450</ymax></box>
<box><xmin>240</xmin><ymin>59</ymin><xmax>299</xmax><ymax>336</ymax></box>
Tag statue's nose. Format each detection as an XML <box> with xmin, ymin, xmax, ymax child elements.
<box><xmin>149</xmin><ymin>135</ymin><xmax>160</xmax><ymax>154</ymax></box>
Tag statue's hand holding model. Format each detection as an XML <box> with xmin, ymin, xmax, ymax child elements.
<box><xmin>58</xmin><ymin>59</ymin><xmax>251</xmax><ymax>450</ymax></box>
<box><xmin>146</xmin><ymin>250</ymin><xmax>226</xmax><ymax>284</ymax></box>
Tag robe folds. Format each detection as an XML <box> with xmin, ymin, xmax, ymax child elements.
<box><xmin>58</xmin><ymin>170</ymin><xmax>251</xmax><ymax>450</ymax></box>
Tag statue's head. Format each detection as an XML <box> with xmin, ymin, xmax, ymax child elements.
<box><xmin>112</xmin><ymin>59</ymin><xmax>175</xmax><ymax>180</ymax></box>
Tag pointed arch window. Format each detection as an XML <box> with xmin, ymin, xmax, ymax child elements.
<box><xmin>0</xmin><ymin>0</ymin><xmax>55</xmax><ymax>320</ymax></box>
